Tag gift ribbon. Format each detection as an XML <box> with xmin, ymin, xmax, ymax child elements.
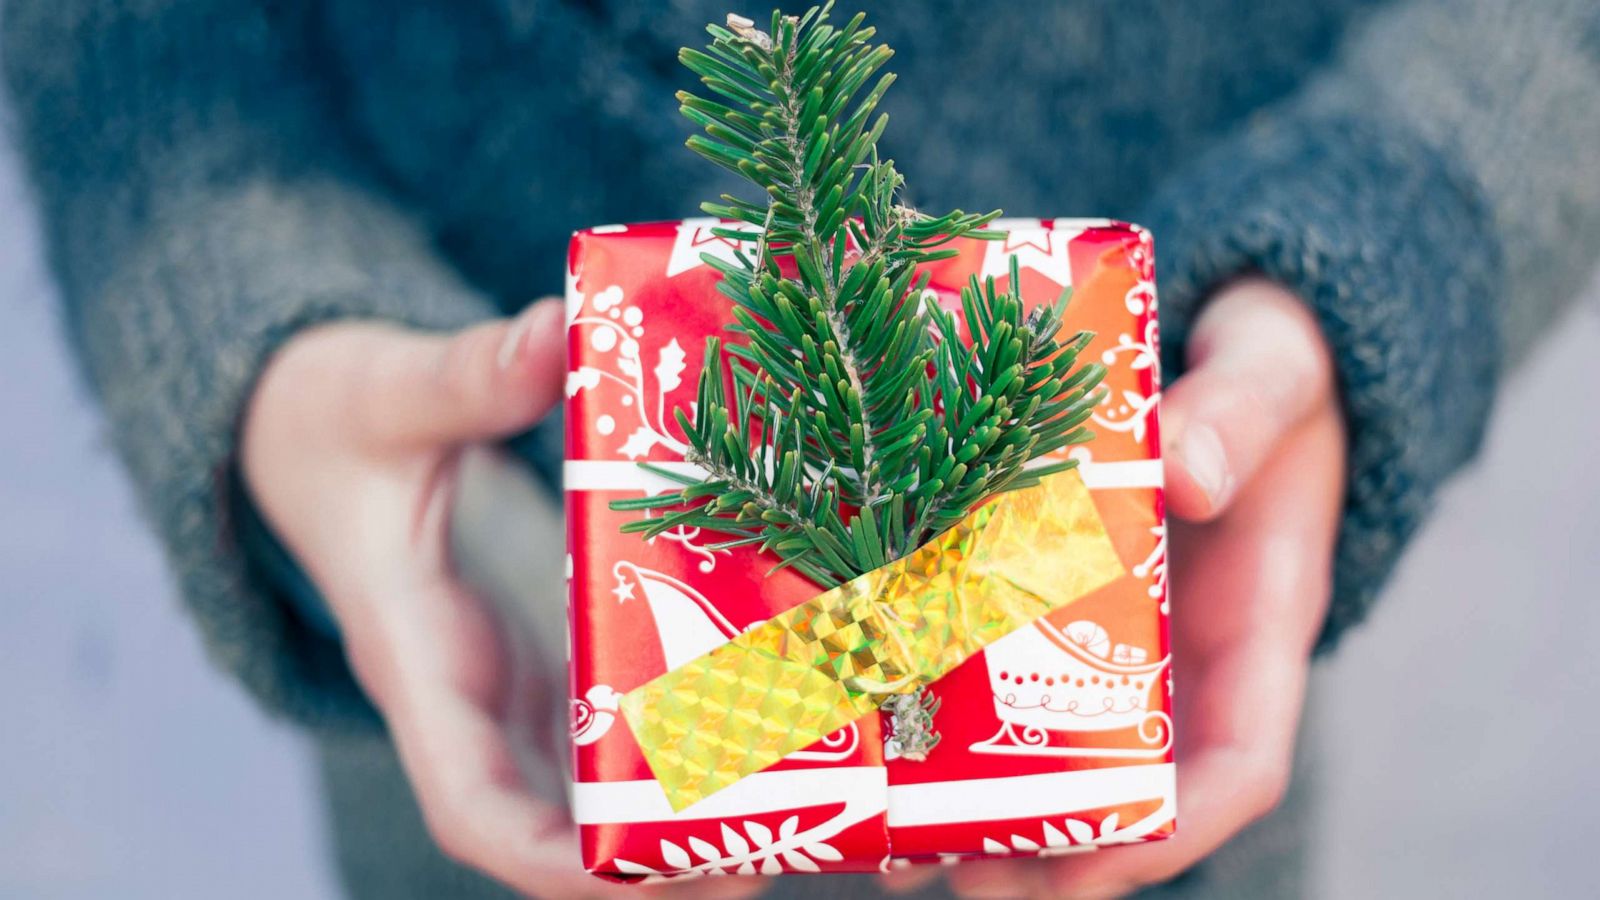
<box><xmin>620</xmin><ymin>469</ymin><xmax>1126</xmax><ymax>812</ymax></box>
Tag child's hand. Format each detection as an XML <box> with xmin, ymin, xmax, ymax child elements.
<box><xmin>937</xmin><ymin>277</ymin><xmax>1347</xmax><ymax>898</ymax></box>
<box><xmin>241</xmin><ymin>301</ymin><xmax>755</xmax><ymax>899</ymax></box>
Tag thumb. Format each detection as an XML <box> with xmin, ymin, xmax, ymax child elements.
<box><xmin>370</xmin><ymin>298</ymin><xmax>566</xmax><ymax>447</ymax></box>
<box><xmin>1162</xmin><ymin>278</ymin><xmax>1335</xmax><ymax>521</ymax></box>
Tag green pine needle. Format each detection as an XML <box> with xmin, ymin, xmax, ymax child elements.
<box><xmin>612</xmin><ymin>4</ymin><xmax>1106</xmax><ymax>585</ymax></box>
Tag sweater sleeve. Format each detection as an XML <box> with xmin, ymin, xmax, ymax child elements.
<box><xmin>1138</xmin><ymin>0</ymin><xmax>1600</xmax><ymax>650</ymax></box>
<box><xmin>2</xmin><ymin>0</ymin><xmax>498</xmax><ymax>732</ymax></box>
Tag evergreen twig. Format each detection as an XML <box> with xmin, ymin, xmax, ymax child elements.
<box><xmin>613</xmin><ymin>4</ymin><xmax>1107</xmax><ymax>586</ymax></box>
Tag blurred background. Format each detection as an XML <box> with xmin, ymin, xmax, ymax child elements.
<box><xmin>3</xmin><ymin>26</ymin><xmax>1599</xmax><ymax>900</ymax></box>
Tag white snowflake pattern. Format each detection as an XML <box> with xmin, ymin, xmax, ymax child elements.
<box><xmin>1132</xmin><ymin>522</ymin><xmax>1169</xmax><ymax>613</ymax></box>
<box><xmin>613</xmin><ymin>816</ymin><xmax>845</xmax><ymax>879</ymax></box>
<box><xmin>568</xmin><ymin>285</ymin><xmax>730</xmax><ymax>572</ymax></box>
<box><xmin>981</xmin><ymin>811</ymin><xmax>1157</xmax><ymax>859</ymax></box>
<box><xmin>1091</xmin><ymin>282</ymin><xmax>1161</xmax><ymax>445</ymax></box>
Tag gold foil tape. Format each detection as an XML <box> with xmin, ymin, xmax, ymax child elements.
<box><xmin>620</xmin><ymin>469</ymin><xmax>1125</xmax><ymax>811</ymax></box>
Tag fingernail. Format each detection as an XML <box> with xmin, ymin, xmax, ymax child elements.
<box><xmin>1182</xmin><ymin>423</ymin><xmax>1232</xmax><ymax>508</ymax></box>
<box><xmin>497</xmin><ymin>306</ymin><xmax>543</xmax><ymax>370</ymax></box>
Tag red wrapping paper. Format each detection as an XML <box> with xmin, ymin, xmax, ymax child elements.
<box><xmin>564</xmin><ymin>218</ymin><xmax>1174</xmax><ymax>879</ymax></box>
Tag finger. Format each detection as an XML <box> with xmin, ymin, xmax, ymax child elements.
<box><xmin>1031</xmin><ymin>634</ymin><xmax>1311</xmax><ymax>899</ymax></box>
<box><xmin>393</xmin><ymin>688</ymin><xmax>763</xmax><ymax>899</ymax></box>
<box><xmin>945</xmin><ymin>856</ymin><xmax>1049</xmax><ymax>899</ymax></box>
<box><xmin>1031</xmin><ymin>407</ymin><xmax>1344</xmax><ymax>897</ymax></box>
<box><xmin>1162</xmin><ymin>277</ymin><xmax>1334</xmax><ymax>521</ymax></box>
<box><xmin>369</xmin><ymin>559</ymin><xmax>758</xmax><ymax>899</ymax></box>
<box><xmin>948</xmin><ymin>407</ymin><xmax>1341</xmax><ymax>899</ymax></box>
<box><xmin>880</xmin><ymin>863</ymin><xmax>944</xmax><ymax>894</ymax></box>
<box><xmin>383</xmin><ymin>615</ymin><xmax>759</xmax><ymax>899</ymax></box>
<box><xmin>368</xmin><ymin>298</ymin><xmax>566</xmax><ymax>447</ymax></box>
<box><xmin>370</xmin><ymin>547</ymin><xmax>590</xmax><ymax>896</ymax></box>
<box><xmin>386</xmin><ymin>652</ymin><xmax>601</xmax><ymax>897</ymax></box>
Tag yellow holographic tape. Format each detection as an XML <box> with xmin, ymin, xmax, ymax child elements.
<box><xmin>620</xmin><ymin>469</ymin><xmax>1125</xmax><ymax>811</ymax></box>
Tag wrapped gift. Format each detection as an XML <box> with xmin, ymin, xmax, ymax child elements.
<box><xmin>564</xmin><ymin>216</ymin><xmax>1173</xmax><ymax>879</ymax></box>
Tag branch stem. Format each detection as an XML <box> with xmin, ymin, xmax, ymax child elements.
<box><xmin>766</xmin><ymin>29</ymin><xmax>886</xmax><ymax>504</ymax></box>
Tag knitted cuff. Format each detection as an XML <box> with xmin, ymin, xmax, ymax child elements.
<box><xmin>1138</xmin><ymin>112</ymin><xmax>1504</xmax><ymax>651</ymax></box>
<box><xmin>81</xmin><ymin>180</ymin><xmax>498</xmax><ymax>733</ymax></box>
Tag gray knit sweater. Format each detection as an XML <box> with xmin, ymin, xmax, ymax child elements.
<box><xmin>4</xmin><ymin>0</ymin><xmax>1597</xmax><ymax>896</ymax></box>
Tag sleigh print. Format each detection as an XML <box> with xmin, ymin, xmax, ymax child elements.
<box><xmin>970</xmin><ymin>618</ymin><xmax>1171</xmax><ymax>759</ymax></box>
<box><xmin>570</xmin><ymin>560</ymin><xmax>860</xmax><ymax>761</ymax></box>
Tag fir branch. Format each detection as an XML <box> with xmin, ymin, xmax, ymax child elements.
<box><xmin>613</xmin><ymin>4</ymin><xmax>1106</xmax><ymax>585</ymax></box>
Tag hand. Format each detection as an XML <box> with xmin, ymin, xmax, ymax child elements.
<box><xmin>241</xmin><ymin>301</ymin><xmax>756</xmax><ymax>899</ymax></box>
<box><xmin>935</xmin><ymin>277</ymin><xmax>1347</xmax><ymax>898</ymax></box>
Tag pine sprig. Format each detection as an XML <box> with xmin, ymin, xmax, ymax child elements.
<box><xmin>613</xmin><ymin>5</ymin><xmax>1106</xmax><ymax>586</ymax></box>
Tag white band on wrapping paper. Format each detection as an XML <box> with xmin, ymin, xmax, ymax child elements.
<box><xmin>571</xmin><ymin>762</ymin><xmax>1174</xmax><ymax>830</ymax></box>
<box><xmin>563</xmin><ymin>458</ymin><xmax>1163</xmax><ymax>494</ymax></box>
<box><xmin>886</xmin><ymin>762</ymin><xmax>1175</xmax><ymax>827</ymax></box>
<box><xmin>572</xmin><ymin>767</ymin><xmax>887</xmax><ymax>824</ymax></box>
